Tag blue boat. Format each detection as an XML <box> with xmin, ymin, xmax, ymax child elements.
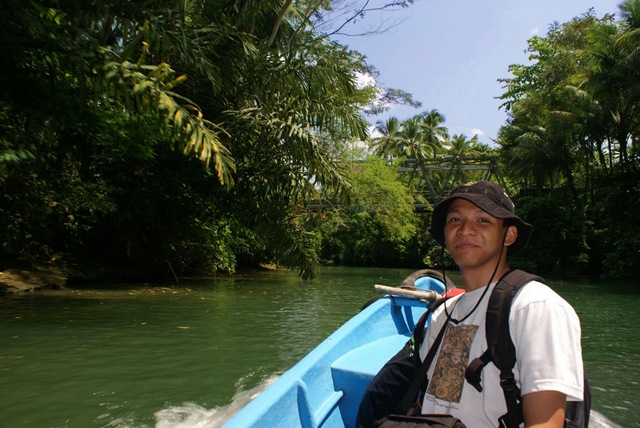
<box><xmin>223</xmin><ymin>273</ymin><xmax>448</xmax><ymax>428</ymax></box>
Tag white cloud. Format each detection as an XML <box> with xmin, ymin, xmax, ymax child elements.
<box><xmin>369</xmin><ymin>124</ymin><xmax>383</xmax><ymax>138</ymax></box>
<box><xmin>530</xmin><ymin>27</ymin><xmax>540</xmax><ymax>35</ymax></box>
<box><xmin>471</xmin><ymin>128</ymin><xmax>485</xmax><ymax>136</ymax></box>
<box><xmin>355</xmin><ymin>71</ymin><xmax>376</xmax><ymax>89</ymax></box>
<box><xmin>354</xmin><ymin>71</ymin><xmax>395</xmax><ymax>113</ymax></box>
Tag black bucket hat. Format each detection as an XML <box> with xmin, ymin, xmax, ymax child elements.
<box><xmin>429</xmin><ymin>180</ymin><xmax>532</xmax><ymax>255</ymax></box>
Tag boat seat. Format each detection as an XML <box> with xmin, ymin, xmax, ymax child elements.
<box><xmin>330</xmin><ymin>334</ymin><xmax>409</xmax><ymax>425</ymax></box>
<box><xmin>331</xmin><ymin>334</ymin><xmax>409</xmax><ymax>379</ymax></box>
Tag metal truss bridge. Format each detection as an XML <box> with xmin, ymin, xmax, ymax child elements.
<box><xmin>399</xmin><ymin>156</ymin><xmax>507</xmax><ymax>209</ymax></box>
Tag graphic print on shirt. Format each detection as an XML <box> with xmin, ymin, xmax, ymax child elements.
<box><xmin>426</xmin><ymin>324</ymin><xmax>478</xmax><ymax>402</ymax></box>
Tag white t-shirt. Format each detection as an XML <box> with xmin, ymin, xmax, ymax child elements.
<box><xmin>419</xmin><ymin>279</ymin><xmax>584</xmax><ymax>427</ymax></box>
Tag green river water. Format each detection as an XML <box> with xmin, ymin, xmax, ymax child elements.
<box><xmin>1</xmin><ymin>266</ymin><xmax>638</xmax><ymax>427</ymax></box>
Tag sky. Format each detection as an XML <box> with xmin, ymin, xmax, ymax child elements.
<box><xmin>333</xmin><ymin>0</ymin><xmax>623</xmax><ymax>146</ymax></box>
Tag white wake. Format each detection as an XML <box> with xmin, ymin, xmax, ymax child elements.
<box><xmin>154</xmin><ymin>374</ymin><xmax>279</xmax><ymax>428</ymax></box>
<box><xmin>153</xmin><ymin>375</ymin><xmax>621</xmax><ymax>428</ymax></box>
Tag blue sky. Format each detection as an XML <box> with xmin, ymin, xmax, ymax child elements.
<box><xmin>333</xmin><ymin>0</ymin><xmax>623</xmax><ymax>146</ymax></box>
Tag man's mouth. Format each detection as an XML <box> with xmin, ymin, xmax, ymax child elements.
<box><xmin>456</xmin><ymin>242</ymin><xmax>476</xmax><ymax>250</ymax></box>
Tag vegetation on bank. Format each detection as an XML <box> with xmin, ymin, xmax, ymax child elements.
<box><xmin>1</xmin><ymin>1</ymin><xmax>639</xmax><ymax>282</ymax></box>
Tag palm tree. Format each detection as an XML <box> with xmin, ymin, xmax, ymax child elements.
<box><xmin>500</xmin><ymin>92</ymin><xmax>582</xmax><ymax>210</ymax></box>
<box><xmin>500</xmin><ymin>123</ymin><xmax>561</xmax><ymax>191</ymax></box>
<box><xmin>399</xmin><ymin>116</ymin><xmax>430</xmax><ymax>160</ymax></box>
<box><xmin>448</xmin><ymin>134</ymin><xmax>478</xmax><ymax>158</ymax></box>
<box><xmin>372</xmin><ymin>116</ymin><xmax>403</xmax><ymax>160</ymax></box>
<box><xmin>448</xmin><ymin>134</ymin><xmax>479</xmax><ymax>183</ymax></box>
<box><xmin>419</xmin><ymin>109</ymin><xmax>449</xmax><ymax>157</ymax></box>
<box><xmin>578</xmin><ymin>1</ymin><xmax>640</xmax><ymax>166</ymax></box>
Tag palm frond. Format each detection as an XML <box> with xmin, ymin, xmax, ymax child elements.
<box><xmin>101</xmin><ymin>60</ymin><xmax>235</xmax><ymax>185</ymax></box>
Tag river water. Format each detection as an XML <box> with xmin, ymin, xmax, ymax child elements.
<box><xmin>1</xmin><ymin>266</ymin><xmax>638</xmax><ymax>427</ymax></box>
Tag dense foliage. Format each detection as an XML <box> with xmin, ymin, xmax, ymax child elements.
<box><xmin>2</xmin><ymin>0</ymin><xmax>640</xmax><ymax>282</ymax></box>
<box><xmin>316</xmin><ymin>156</ymin><xmax>424</xmax><ymax>267</ymax></box>
<box><xmin>497</xmin><ymin>1</ymin><xmax>640</xmax><ymax>277</ymax></box>
<box><xmin>0</xmin><ymin>0</ymin><xmax>380</xmax><ymax>279</ymax></box>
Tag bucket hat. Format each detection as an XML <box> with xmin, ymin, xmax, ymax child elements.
<box><xmin>429</xmin><ymin>180</ymin><xmax>532</xmax><ymax>255</ymax></box>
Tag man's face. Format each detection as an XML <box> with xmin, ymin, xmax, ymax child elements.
<box><xmin>443</xmin><ymin>198</ymin><xmax>516</xmax><ymax>271</ymax></box>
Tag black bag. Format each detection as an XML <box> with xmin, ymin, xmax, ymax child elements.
<box><xmin>357</xmin><ymin>302</ymin><xmax>449</xmax><ymax>428</ymax></box>
<box><xmin>356</xmin><ymin>313</ymin><xmax>430</xmax><ymax>428</ymax></box>
<box><xmin>375</xmin><ymin>414</ymin><xmax>466</xmax><ymax>428</ymax></box>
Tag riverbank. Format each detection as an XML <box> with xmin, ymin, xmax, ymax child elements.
<box><xmin>0</xmin><ymin>267</ymin><xmax>67</xmax><ymax>293</ymax></box>
<box><xmin>0</xmin><ymin>261</ymin><xmax>285</xmax><ymax>293</ymax></box>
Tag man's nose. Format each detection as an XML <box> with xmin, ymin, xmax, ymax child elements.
<box><xmin>457</xmin><ymin>220</ymin><xmax>475</xmax><ymax>235</ymax></box>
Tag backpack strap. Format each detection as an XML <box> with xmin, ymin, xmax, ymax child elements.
<box><xmin>394</xmin><ymin>298</ymin><xmax>449</xmax><ymax>416</ymax></box>
<box><xmin>464</xmin><ymin>269</ymin><xmax>542</xmax><ymax>428</ymax></box>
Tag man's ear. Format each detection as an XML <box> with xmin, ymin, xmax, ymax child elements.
<box><xmin>504</xmin><ymin>225</ymin><xmax>518</xmax><ymax>247</ymax></box>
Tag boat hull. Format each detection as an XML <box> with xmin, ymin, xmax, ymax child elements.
<box><xmin>224</xmin><ymin>278</ymin><xmax>443</xmax><ymax>428</ymax></box>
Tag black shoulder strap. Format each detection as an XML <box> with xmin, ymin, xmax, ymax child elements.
<box><xmin>395</xmin><ymin>298</ymin><xmax>449</xmax><ymax>416</ymax></box>
<box><xmin>464</xmin><ymin>269</ymin><xmax>542</xmax><ymax>428</ymax></box>
<box><xmin>489</xmin><ymin>270</ymin><xmax>542</xmax><ymax>370</ymax></box>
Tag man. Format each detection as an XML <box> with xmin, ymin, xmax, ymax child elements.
<box><xmin>420</xmin><ymin>180</ymin><xmax>584</xmax><ymax>427</ymax></box>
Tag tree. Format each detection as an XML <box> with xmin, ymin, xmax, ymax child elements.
<box><xmin>0</xmin><ymin>0</ymin><xmax>382</xmax><ymax>279</ymax></box>
<box><xmin>419</xmin><ymin>109</ymin><xmax>448</xmax><ymax>158</ymax></box>
<box><xmin>448</xmin><ymin>134</ymin><xmax>479</xmax><ymax>158</ymax></box>
<box><xmin>447</xmin><ymin>134</ymin><xmax>483</xmax><ymax>183</ymax></box>
<box><xmin>370</xmin><ymin>110</ymin><xmax>448</xmax><ymax>162</ymax></box>
<box><xmin>317</xmin><ymin>157</ymin><xmax>422</xmax><ymax>266</ymax></box>
<box><xmin>399</xmin><ymin>116</ymin><xmax>431</xmax><ymax>160</ymax></box>
<box><xmin>496</xmin><ymin>3</ymin><xmax>640</xmax><ymax>278</ymax></box>
<box><xmin>372</xmin><ymin>116</ymin><xmax>403</xmax><ymax>160</ymax></box>
<box><xmin>498</xmin><ymin>11</ymin><xmax>610</xmax><ymax>203</ymax></box>
<box><xmin>577</xmin><ymin>0</ymin><xmax>640</xmax><ymax>166</ymax></box>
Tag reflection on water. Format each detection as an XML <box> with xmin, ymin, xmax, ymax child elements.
<box><xmin>0</xmin><ymin>266</ymin><xmax>637</xmax><ymax>427</ymax></box>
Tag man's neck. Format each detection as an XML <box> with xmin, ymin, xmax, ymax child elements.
<box><xmin>460</xmin><ymin>263</ymin><xmax>511</xmax><ymax>292</ymax></box>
